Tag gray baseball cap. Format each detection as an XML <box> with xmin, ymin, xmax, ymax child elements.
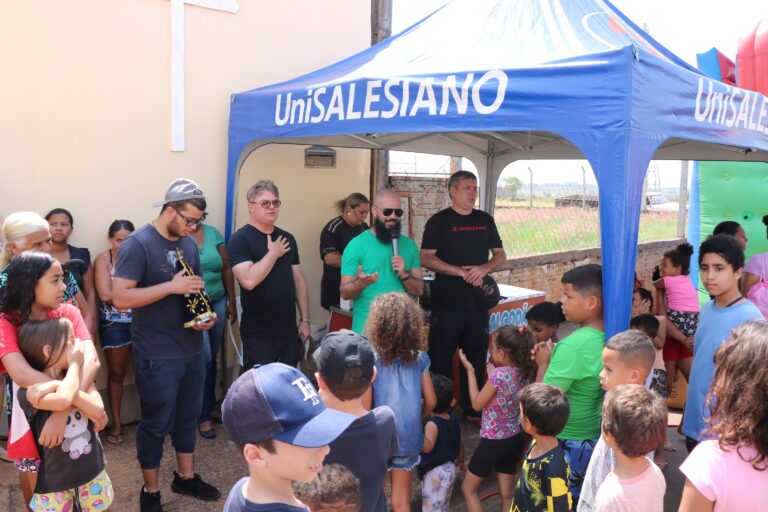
<box><xmin>153</xmin><ymin>178</ymin><xmax>206</xmax><ymax>207</ymax></box>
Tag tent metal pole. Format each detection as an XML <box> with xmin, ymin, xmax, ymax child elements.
<box><xmin>677</xmin><ymin>161</ymin><xmax>689</xmax><ymax>238</ymax></box>
<box><xmin>347</xmin><ymin>134</ymin><xmax>384</xmax><ymax>149</ymax></box>
<box><xmin>440</xmin><ymin>133</ymin><xmax>487</xmax><ymax>154</ymax></box>
<box><xmin>481</xmin><ymin>131</ymin><xmax>527</xmax><ymax>151</ymax></box>
<box><xmin>484</xmin><ymin>139</ymin><xmax>497</xmax><ymax>214</ymax></box>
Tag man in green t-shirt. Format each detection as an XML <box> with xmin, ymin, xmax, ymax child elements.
<box><xmin>534</xmin><ymin>264</ymin><xmax>605</xmax><ymax>508</ymax></box>
<box><xmin>340</xmin><ymin>189</ymin><xmax>423</xmax><ymax>333</ymax></box>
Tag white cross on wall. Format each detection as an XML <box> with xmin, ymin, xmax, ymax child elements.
<box><xmin>169</xmin><ymin>0</ymin><xmax>239</xmax><ymax>151</ymax></box>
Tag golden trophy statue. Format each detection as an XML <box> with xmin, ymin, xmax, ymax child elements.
<box><xmin>175</xmin><ymin>248</ymin><xmax>215</xmax><ymax>328</ymax></box>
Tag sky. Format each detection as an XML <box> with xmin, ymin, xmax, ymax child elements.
<box><xmin>390</xmin><ymin>0</ymin><xmax>766</xmax><ymax>187</ymax></box>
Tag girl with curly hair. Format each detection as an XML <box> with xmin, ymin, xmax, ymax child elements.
<box><xmin>679</xmin><ymin>319</ymin><xmax>768</xmax><ymax>511</ymax></box>
<box><xmin>366</xmin><ymin>292</ymin><xmax>436</xmax><ymax>512</ymax></box>
<box><xmin>458</xmin><ymin>325</ymin><xmax>537</xmax><ymax>512</ymax></box>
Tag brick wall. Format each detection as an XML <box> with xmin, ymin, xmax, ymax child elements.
<box><xmin>391</xmin><ymin>175</ymin><xmax>451</xmax><ymax>246</ymax></box>
<box><xmin>390</xmin><ymin>174</ymin><xmax>683</xmax><ymax>300</ymax></box>
<box><xmin>490</xmin><ymin>239</ymin><xmax>684</xmax><ymax>300</ymax></box>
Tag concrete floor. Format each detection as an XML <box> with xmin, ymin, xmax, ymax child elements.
<box><xmin>1</xmin><ymin>413</ymin><xmax>688</xmax><ymax>512</ymax></box>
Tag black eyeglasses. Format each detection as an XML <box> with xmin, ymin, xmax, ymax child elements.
<box><xmin>173</xmin><ymin>208</ymin><xmax>207</xmax><ymax>227</ymax></box>
<box><xmin>249</xmin><ymin>200</ymin><xmax>282</xmax><ymax>209</ymax></box>
<box><xmin>382</xmin><ymin>208</ymin><xmax>404</xmax><ymax>217</ymax></box>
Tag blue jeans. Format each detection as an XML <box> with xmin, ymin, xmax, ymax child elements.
<box><xmin>199</xmin><ymin>295</ymin><xmax>227</xmax><ymax>424</ymax></box>
<box><xmin>134</xmin><ymin>352</ymin><xmax>205</xmax><ymax>469</ymax></box>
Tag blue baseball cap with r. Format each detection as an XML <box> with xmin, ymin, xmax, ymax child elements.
<box><xmin>221</xmin><ymin>363</ymin><xmax>356</xmax><ymax>447</ymax></box>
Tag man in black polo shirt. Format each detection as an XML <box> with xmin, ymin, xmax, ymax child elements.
<box><xmin>421</xmin><ymin>171</ymin><xmax>507</xmax><ymax>419</ymax></box>
<box><xmin>228</xmin><ymin>179</ymin><xmax>311</xmax><ymax>368</ymax></box>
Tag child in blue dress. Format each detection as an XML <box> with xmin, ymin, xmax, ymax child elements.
<box><xmin>366</xmin><ymin>292</ymin><xmax>436</xmax><ymax>512</ymax></box>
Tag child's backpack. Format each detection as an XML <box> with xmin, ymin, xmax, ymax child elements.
<box><xmin>747</xmin><ymin>253</ymin><xmax>768</xmax><ymax>318</ymax></box>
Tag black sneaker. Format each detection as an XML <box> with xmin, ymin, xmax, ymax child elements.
<box><xmin>171</xmin><ymin>471</ymin><xmax>221</xmax><ymax>501</ymax></box>
<box><xmin>140</xmin><ymin>486</ymin><xmax>163</xmax><ymax>512</ymax></box>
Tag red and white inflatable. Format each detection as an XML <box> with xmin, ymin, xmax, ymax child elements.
<box><xmin>737</xmin><ymin>19</ymin><xmax>768</xmax><ymax>95</ymax></box>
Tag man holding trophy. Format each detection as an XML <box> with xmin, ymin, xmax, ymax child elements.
<box><xmin>113</xmin><ymin>178</ymin><xmax>220</xmax><ymax>512</ymax></box>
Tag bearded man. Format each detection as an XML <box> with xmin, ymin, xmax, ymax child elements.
<box><xmin>340</xmin><ymin>189</ymin><xmax>423</xmax><ymax>333</ymax></box>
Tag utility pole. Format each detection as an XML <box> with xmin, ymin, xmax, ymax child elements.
<box><xmin>581</xmin><ymin>166</ymin><xmax>587</xmax><ymax>209</ymax></box>
<box><xmin>371</xmin><ymin>0</ymin><xmax>392</xmax><ymax>192</ymax></box>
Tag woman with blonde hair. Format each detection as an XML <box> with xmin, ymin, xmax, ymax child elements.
<box><xmin>0</xmin><ymin>212</ymin><xmax>51</xmax><ymax>270</ymax></box>
<box><xmin>0</xmin><ymin>213</ymin><xmax>88</xmax><ymax>321</ymax></box>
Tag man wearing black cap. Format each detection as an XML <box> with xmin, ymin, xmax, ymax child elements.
<box><xmin>313</xmin><ymin>329</ymin><xmax>398</xmax><ymax>512</ymax></box>
<box><xmin>113</xmin><ymin>178</ymin><xmax>220</xmax><ymax>511</ymax></box>
<box><xmin>420</xmin><ymin>171</ymin><xmax>507</xmax><ymax>420</ymax></box>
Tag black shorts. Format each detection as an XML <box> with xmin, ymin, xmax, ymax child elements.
<box><xmin>467</xmin><ymin>432</ymin><xmax>529</xmax><ymax>477</ymax></box>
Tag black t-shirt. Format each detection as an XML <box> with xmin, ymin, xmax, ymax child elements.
<box><xmin>228</xmin><ymin>224</ymin><xmax>300</xmax><ymax>340</ymax></box>
<box><xmin>319</xmin><ymin>216</ymin><xmax>368</xmax><ymax>310</ymax></box>
<box><xmin>421</xmin><ymin>208</ymin><xmax>503</xmax><ymax>309</ymax></box>
<box><xmin>67</xmin><ymin>245</ymin><xmax>92</xmax><ymax>292</ymax></box>
<box><xmin>417</xmin><ymin>414</ymin><xmax>461</xmax><ymax>479</ymax></box>
<box><xmin>18</xmin><ymin>388</ymin><xmax>105</xmax><ymax>494</ymax></box>
<box><xmin>114</xmin><ymin>224</ymin><xmax>203</xmax><ymax>358</ymax></box>
<box><xmin>325</xmin><ymin>406</ymin><xmax>398</xmax><ymax>512</ymax></box>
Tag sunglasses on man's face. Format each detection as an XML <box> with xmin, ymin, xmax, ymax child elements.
<box><xmin>382</xmin><ymin>208</ymin><xmax>404</xmax><ymax>217</ymax></box>
<box><xmin>249</xmin><ymin>199</ymin><xmax>282</xmax><ymax>209</ymax></box>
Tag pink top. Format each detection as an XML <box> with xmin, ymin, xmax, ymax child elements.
<box><xmin>680</xmin><ymin>440</ymin><xmax>768</xmax><ymax>512</ymax></box>
<box><xmin>480</xmin><ymin>366</ymin><xmax>524</xmax><ymax>440</ymax></box>
<box><xmin>593</xmin><ymin>459</ymin><xmax>665</xmax><ymax>512</ymax></box>
<box><xmin>745</xmin><ymin>253</ymin><xmax>768</xmax><ymax>278</ymax></box>
<box><xmin>0</xmin><ymin>304</ymin><xmax>91</xmax><ymax>374</ymax></box>
<box><xmin>663</xmin><ymin>275</ymin><xmax>699</xmax><ymax>312</ymax></box>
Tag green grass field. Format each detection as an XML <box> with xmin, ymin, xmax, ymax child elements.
<box><xmin>495</xmin><ymin>204</ymin><xmax>680</xmax><ymax>258</ymax></box>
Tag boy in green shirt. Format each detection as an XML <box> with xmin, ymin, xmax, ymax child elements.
<box><xmin>534</xmin><ymin>264</ymin><xmax>605</xmax><ymax>507</ymax></box>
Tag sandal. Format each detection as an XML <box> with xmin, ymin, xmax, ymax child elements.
<box><xmin>199</xmin><ymin>427</ymin><xmax>216</xmax><ymax>440</ymax></box>
<box><xmin>105</xmin><ymin>432</ymin><xmax>124</xmax><ymax>445</ymax></box>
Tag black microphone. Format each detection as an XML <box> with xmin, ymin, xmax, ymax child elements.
<box><xmin>390</xmin><ymin>225</ymin><xmax>400</xmax><ymax>257</ymax></box>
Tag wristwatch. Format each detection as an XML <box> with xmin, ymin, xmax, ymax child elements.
<box><xmin>400</xmin><ymin>271</ymin><xmax>411</xmax><ymax>282</ymax></box>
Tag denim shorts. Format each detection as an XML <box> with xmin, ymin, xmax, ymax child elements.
<box><xmin>98</xmin><ymin>321</ymin><xmax>132</xmax><ymax>350</ymax></box>
<box><xmin>388</xmin><ymin>453</ymin><xmax>421</xmax><ymax>471</ymax></box>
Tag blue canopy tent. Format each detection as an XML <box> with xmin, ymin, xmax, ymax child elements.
<box><xmin>226</xmin><ymin>0</ymin><xmax>768</xmax><ymax>337</ymax></box>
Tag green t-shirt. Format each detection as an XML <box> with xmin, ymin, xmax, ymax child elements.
<box><xmin>341</xmin><ymin>230</ymin><xmax>420</xmax><ymax>333</ymax></box>
<box><xmin>199</xmin><ymin>224</ymin><xmax>226</xmax><ymax>301</ymax></box>
<box><xmin>543</xmin><ymin>326</ymin><xmax>604</xmax><ymax>440</ymax></box>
